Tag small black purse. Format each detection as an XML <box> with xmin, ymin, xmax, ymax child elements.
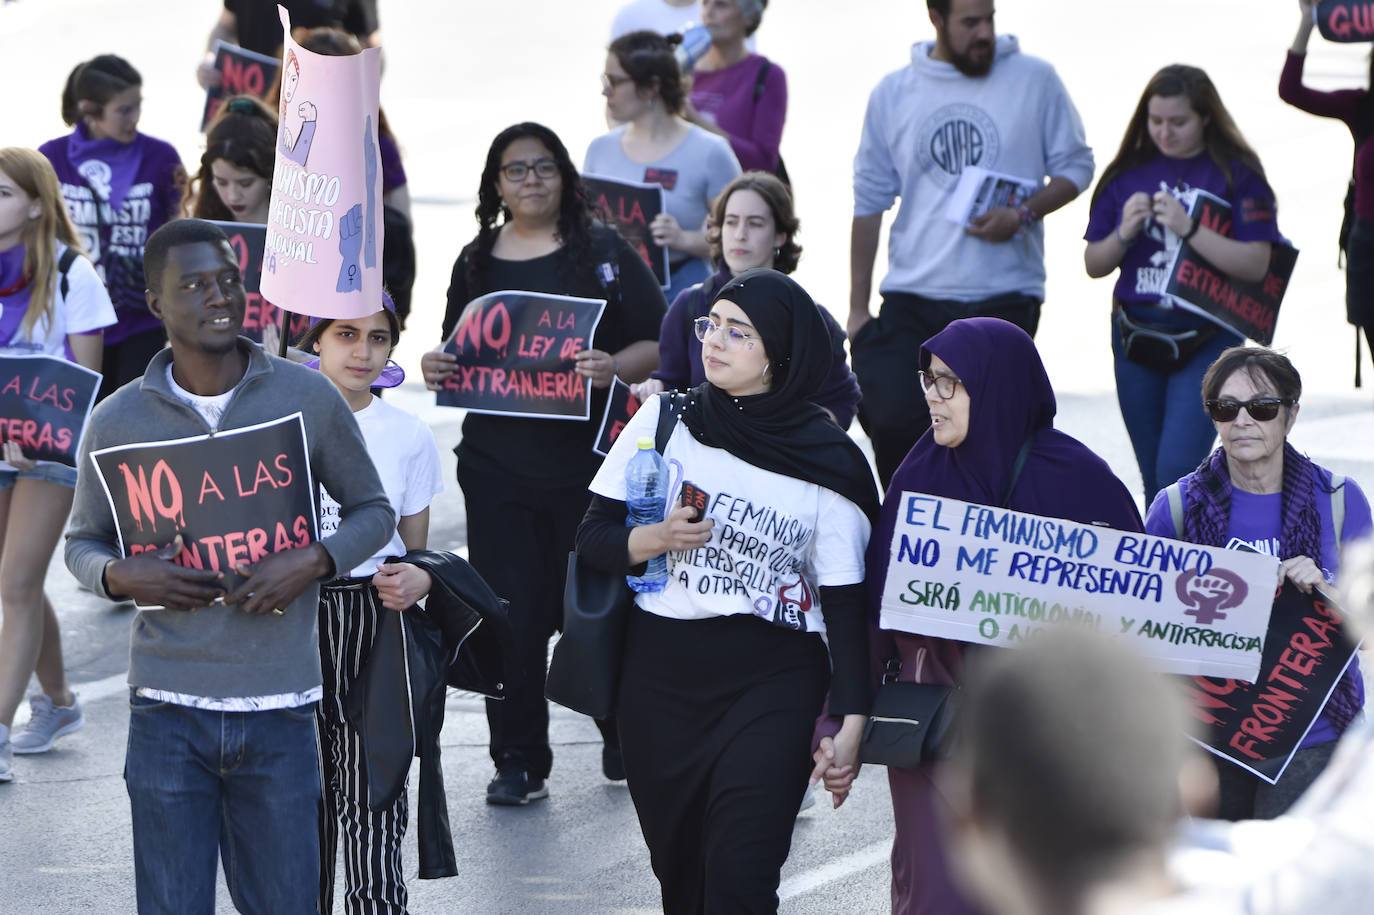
<box><xmin>859</xmin><ymin>657</ymin><xmax>960</xmax><ymax>768</ymax></box>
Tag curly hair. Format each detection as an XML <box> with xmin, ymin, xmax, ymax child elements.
<box><xmin>467</xmin><ymin>123</ymin><xmax>595</xmax><ymax>292</ymax></box>
<box><xmin>705</xmin><ymin>171</ymin><xmax>802</xmax><ymax>273</ymax></box>
<box><xmin>189</xmin><ymin>96</ymin><xmax>277</xmax><ymax>220</ymax></box>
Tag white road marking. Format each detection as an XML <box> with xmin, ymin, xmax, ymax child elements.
<box><xmin>777</xmin><ymin>840</ymin><xmax>890</xmax><ymax>901</ymax></box>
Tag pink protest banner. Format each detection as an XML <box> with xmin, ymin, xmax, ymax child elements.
<box><xmin>260</xmin><ymin>4</ymin><xmax>383</xmax><ymax>320</ymax></box>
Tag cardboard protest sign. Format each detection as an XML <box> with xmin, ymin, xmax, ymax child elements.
<box><xmin>593</xmin><ymin>377</ymin><xmax>641</xmax><ymax>456</ymax></box>
<box><xmin>0</xmin><ymin>355</ymin><xmax>99</xmax><ymax>467</ymax></box>
<box><xmin>878</xmin><ymin>492</ymin><xmax>1281</xmax><ymax>680</ymax></box>
<box><xmin>260</xmin><ymin>6</ymin><xmax>383</xmax><ymax>320</ymax></box>
<box><xmin>201</xmin><ymin>41</ymin><xmax>281</xmax><ymax>130</ymax></box>
<box><xmin>583</xmin><ymin>173</ymin><xmax>670</xmax><ymax>287</ymax></box>
<box><xmin>436</xmin><ymin>291</ymin><xmax>607</xmax><ymax>420</ymax></box>
<box><xmin>90</xmin><ymin>414</ymin><xmax>318</xmax><ymax>605</ymax></box>
<box><xmin>1163</xmin><ymin>191</ymin><xmax>1298</xmax><ymax>346</ymax></box>
<box><xmin>1318</xmin><ymin>0</ymin><xmax>1374</xmax><ymax>41</ymax></box>
<box><xmin>209</xmin><ymin>221</ymin><xmax>308</xmax><ymax>346</ymax></box>
<box><xmin>1185</xmin><ymin>582</ymin><xmax>1360</xmax><ymax>784</ymax></box>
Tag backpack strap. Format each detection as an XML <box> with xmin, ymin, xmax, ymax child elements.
<box><xmin>654</xmin><ymin>391</ymin><xmax>678</xmax><ymax>451</ymax></box>
<box><xmin>57</xmin><ymin>246</ymin><xmax>80</xmax><ymax>301</ymax></box>
<box><xmin>1165</xmin><ymin>483</ymin><xmax>1185</xmax><ymax>538</ymax></box>
<box><xmin>1331</xmin><ymin>473</ymin><xmax>1347</xmax><ymax>553</ymax></box>
<box><xmin>753</xmin><ymin>59</ymin><xmax>771</xmax><ymax>105</ymax></box>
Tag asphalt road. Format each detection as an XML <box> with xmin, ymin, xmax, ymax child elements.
<box><xmin>3</xmin><ymin>0</ymin><xmax>1374</xmax><ymax>912</ymax></box>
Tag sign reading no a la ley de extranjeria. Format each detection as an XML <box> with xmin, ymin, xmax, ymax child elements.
<box><xmin>878</xmin><ymin>492</ymin><xmax>1282</xmax><ymax>681</ymax></box>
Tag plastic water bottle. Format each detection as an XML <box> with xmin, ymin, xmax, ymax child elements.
<box><xmin>673</xmin><ymin>25</ymin><xmax>713</xmax><ymax>73</ymax></box>
<box><xmin>625</xmin><ymin>436</ymin><xmax>669</xmax><ymax>593</ymax></box>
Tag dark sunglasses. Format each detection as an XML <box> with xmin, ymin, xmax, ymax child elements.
<box><xmin>1204</xmin><ymin>396</ymin><xmax>1293</xmax><ymax>423</ymax></box>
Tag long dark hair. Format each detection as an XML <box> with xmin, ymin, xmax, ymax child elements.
<box><xmin>468</xmin><ymin>122</ymin><xmax>595</xmax><ymax>292</ymax></box>
<box><xmin>189</xmin><ymin>96</ymin><xmax>277</xmax><ymax>220</ymax></box>
<box><xmin>61</xmin><ymin>54</ymin><xmax>141</xmax><ymax>126</ymax></box>
<box><xmin>1091</xmin><ymin>64</ymin><xmax>1265</xmax><ymax>212</ymax></box>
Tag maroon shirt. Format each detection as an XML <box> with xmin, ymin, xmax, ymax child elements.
<box><xmin>1279</xmin><ymin>50</ymin><xmax>1374</xmax><ymax>220</ymax></box>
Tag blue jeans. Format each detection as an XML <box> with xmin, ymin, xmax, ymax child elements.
<box><xmin>1112</xmin><ymin>316</ymin><xmax>1236</xmax><ymax>505</ymax></box>
<box><xmin>124</xmin><ymin>692</ymin><xmax>323</xmax><ymax>915</ymax></box>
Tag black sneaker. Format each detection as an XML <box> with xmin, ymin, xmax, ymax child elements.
<box><xmin>486</xmin><ymin>765</ymin><xmax>549</xmax><ymax>806</ymax></box>
<box><xmin>601</xmin><ymin>745</ymin><xmax>626</xmax><ymax>781</ymax></box>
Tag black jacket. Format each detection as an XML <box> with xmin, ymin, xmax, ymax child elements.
<box><xmin>345</xmin><ymin>549</ymin><xmax>515</xmax><ymax>879</ymax></box>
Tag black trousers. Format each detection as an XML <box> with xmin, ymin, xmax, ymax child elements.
<box><xmin>617</xmin><ymin>610</ymin><xmax>829</xmax><ymax>915</ymax></box>
<box><xmin>317</xmin><ymin>579</ymin><xmax>409</xmax><ymax>915</ymax></box>
<box><xmin>851</xmin><ymin>291</ymin><xmax>1041</xmax><ymax>486</ymax></box>
<box><xmin>457</xmin><ymin>461</ymin><xmax>615</xmax><ymax>780</ymax></box>
<box><xmin>98</xmin><ymin>326</ymin><xmax>168</xmax><ymax>401</ymax></box>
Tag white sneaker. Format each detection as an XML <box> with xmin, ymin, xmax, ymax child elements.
<box><xmin>0</xmin><ymin>725</ymin><xmax>12</xmax><ymax>783</ymax></box>
<box><xmin>12</xmin><ymin>694</ymin><xmax>84</xmax><ymax>754</ymax></box>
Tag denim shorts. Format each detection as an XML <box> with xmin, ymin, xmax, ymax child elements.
<box><xmin>0</xmin><ymin>461</ymin><xmax>79</xmax><ymax>490</ymax></box>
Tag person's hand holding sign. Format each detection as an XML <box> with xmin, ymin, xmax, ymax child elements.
<box><xmin>421</xmin><ymin>349</ymin><xmax>457</xmax><ymax>391</ymax></box>
<box><xmin>575</xmin><ymin>348</ymin><xmax>618</xmax><ymax>389</ymax></box>
<box><xmin>104</xmin><ymin>533</ymin><xmax>226</xmax><ymax>611</ymax></box>
<box><xmin>1151</xmin><ymin>190</ymin><xmax>1193</xmax><ymax>238</ymax></box>
<box><xmin>2</xmin><ymin>440</ymin><xmax>36</xmax><ymax>473</ymax></box>
<box><xmin>224</xmin><ymin>542</ymin><xmax>333</xmax><ymax>615</ymax></box>
<box><xmin>965</xmin><ymin>206</ymin><xmax>1021</xmax><ymax>242</ymax></box>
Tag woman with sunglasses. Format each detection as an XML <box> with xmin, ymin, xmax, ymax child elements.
<box><xmin>1084</xmin><ymin>65</ymin><xmax>1281</xmax><ymax>505</ymax></box>
<box><xmin>1145</xmin><ymin>345</ymin><xmax>1372</xmax><ymax>821</ymax></box>
<box><xmin>834</xmin><ymin>317</ymin><xmax>1141</xmax><ymax>915</ymax></box>
<box><xmin>420</xmin><ymin>122</ymin><xmax>665</xmax><ymax>806</ymax></box>
<box><xmin>578</xmin><ymin>269</ymin><xmax>878</xmax><ymax>913</ymax></box>
<box><xmin>632</xmin><ymin>170</ymin><xmax>860</xmax><ymax>429</ymax></box>
<box><xmin>586</xmin><ymin>29</ymin><xmax>741</xmax><ymax>301</ymax></box>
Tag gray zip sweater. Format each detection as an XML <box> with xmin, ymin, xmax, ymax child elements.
<box><xmin>65</xmin><ymin>339</ymin><xmax>395</xmax><ymax>698</ymax></box>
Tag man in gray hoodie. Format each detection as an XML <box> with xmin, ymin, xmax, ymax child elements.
<box><xmin>847</xmin><ymin>0</ymin><xmax>1094</xmax><ymax>485</ymax></box>
<box><xmin>64</xmin><ymin>218</ymin><xmax>394</xmax><ymax>914</ymax></box>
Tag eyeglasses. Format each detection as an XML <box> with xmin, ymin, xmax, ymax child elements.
<box><xmin>918</xmin><ymin>370</ymin><xmax>963</xmax><ymax>400</ymax></box>
<box><xmin>1204</xmin><ymin>397</ymin><xmax>1293</xmax><ymax>423</ymax></box>
<box><xmin>601</xmin><ymin>72</ymin><xmax>634</xmax><ymax>92</ymax></box>
<box><xmin>499</xmin><ymin>158</ymin><xmax>560</xmax><ymax>182</ymax></box>
<box><xmin>693</xmin><ymin>316</ymin><xmax>756</xmax><ymax>348</ymax></box>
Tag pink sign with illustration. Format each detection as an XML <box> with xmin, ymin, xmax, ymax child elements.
<box><xmin>259</xmin><ymin>4</ymin><xmax>383</xmax><ymax>320</ymax></box>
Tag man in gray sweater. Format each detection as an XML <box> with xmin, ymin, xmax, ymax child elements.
<box><xmin>64</xmin><ymin>219</ymin><xmax>394</xmax><ymax>914</ymax></box>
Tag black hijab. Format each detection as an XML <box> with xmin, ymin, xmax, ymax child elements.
<box><xmin>676</xmin><ymin>269</ymin><xmax>879</xmax><ymax>519</ymax></box>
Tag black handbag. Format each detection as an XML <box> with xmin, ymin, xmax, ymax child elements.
<box><xmin>859</xmin><ymin>657</ymin><xmax>960</xmax><ymax>768</ymax></box>
<box><xmin>545</xmin><ymin>393</ymin><xmax>678</xmax><ymax>719</ymax></box>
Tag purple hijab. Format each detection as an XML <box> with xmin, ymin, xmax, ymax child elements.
<box><xmin>867</xmin><ymin>318</ymin><xmax>1143</xmax><ymax>634</ymax></box>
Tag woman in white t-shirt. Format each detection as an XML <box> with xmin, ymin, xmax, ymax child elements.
<box><xmin>0</xmin><ymin>148</ymin><xmax>115</xmax><ymax>780</ymax></box>
<box><xmin>295</xmin><ymin>295</ymin><xmax>444</xmax><ymax>914</ymax></box>
<box><xmin>578</xmin><ymin>269</ymin><xmax>878</xmax><ymax>913</ymax></box>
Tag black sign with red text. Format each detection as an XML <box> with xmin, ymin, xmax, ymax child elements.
<box><xmin>90</xmin><ymin>414</ymin><xmax>319</xmax><ymax>605</ymax></box>
<box><xmin>0</xmin><ymin>355</ymin><xmax>100</xmax><ymax>467</ymax></box>
<box><xmin>593</xmin><ymin>377</ymin><xmax>642</xmax><ymax>456</ymax></box>
<box><xmin>1163</xmin><ymin>191</ymin><xmax>1298</xmax><ymax>346</ymax></box>
<box><xmin>210</xmin><ymin>221</ymin><xmax>309</xmax><ymax>347</ymax></box>
<box><xmin>1183</xmin><ymin>581</ymin><xmax>1359</xmax><ymax>784</ymax></box>
<box><xmin>201</xmin><ymin>41</ymin><xmax>281</xmax><ymax>130</ymax></box>
<box><xmin>436</xmin><ymin>290</ymin><xmax>607</xmax><ymax>419</ymax></box>
<box><xmin>1318</xmin><ymin>0</ymin><xmax>1374</xmax><ymax>42</ymax></box>
<box><xmin>583</xmin><ymin>173</ymin><xmax>670</xmax><ymax>288</ymax></box>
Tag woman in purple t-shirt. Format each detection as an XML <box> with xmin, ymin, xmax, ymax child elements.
<box><xmin>1084</xmin><ymin>65</ymin><xmax>1281</xmax><ymax>505</ymax></box>
<box><xmin>1143</xmin><ymin>346</ymin><xmax>1373</xmax><ymax>820</ymax></box>
<box><xmin>684</xmin><ymin>0</ymin><xmax>787</xmax><ymax>175</ymax></box>
<box><xmin>39</xmin><ymin>55</ymin><xmax>185</xmax><ymax>401</ymax></box>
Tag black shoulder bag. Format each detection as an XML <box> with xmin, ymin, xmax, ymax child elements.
<box><xmin>546</xmin><ymin>393</ymin><xmax>679</xmax><ymax>720</ymax></box>
<box><xmin>859</xmin><ymin>435</ymin><xmax>1035</xmax><ymax>768</ymax></box>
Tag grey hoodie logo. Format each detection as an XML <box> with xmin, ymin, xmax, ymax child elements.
<box><xmin>917</xmin><ymin>104</ymin><xmax>1001</xmax><ymax>186</ymax></box>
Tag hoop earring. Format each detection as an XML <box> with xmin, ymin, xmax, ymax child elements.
<box><xmin>761</xmin><ymin>363</ymin><xmax>771</xmax><ymax>383</ymax></box>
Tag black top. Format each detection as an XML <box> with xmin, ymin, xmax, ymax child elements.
<box><xmin>226</xmin><ymin>0</ymin><xmax>379</xmax><ymax>56</ymax></box>
<box><xmin>440</xmin><ymin>225</ymin><xmax>667</xmax><ymax>488</ymax></box>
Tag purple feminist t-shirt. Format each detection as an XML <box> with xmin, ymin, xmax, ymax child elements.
<box><xmin>1085</xmin><ymin>153</ymin><xmax>1281</xmax><ymax>329</ymax></box>
<box><xmin>39</xmin><ymin>127</ymin><xmax>184</xmax><ymax>345</ymax></box>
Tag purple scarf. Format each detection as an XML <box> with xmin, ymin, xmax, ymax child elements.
<box><xmin>65</xmin><ymin>123</ymin><xmax>145</xmax><ymax>212</ymax></box>
<box><xmin>0</xmin><ymin>245</ymin><xmax>33</xmax><ymax>346</ymax></box>
<box><xmin>1181</xmin><ymin>444</ymin><xmax>1362</xmax><ymax>733</ymax></box>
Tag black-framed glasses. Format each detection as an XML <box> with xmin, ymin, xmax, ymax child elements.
<box><xmin>918</xmin><ymin>370</ymin><xmax>963</xmax><ymax>400</ymax></box>
<box><xmin>693</xmin><ymin>316</ymin><xmax>755</xmax><ymax>348</ymax></box>
<box><xmin>601</xmin><ymin>72</ymin><xmax>634</xmax><ymax>92</ymax></box>
<box><xmin>1204</xmin><ymin>397</ymin><xmax>1293</xmax><ymax>423</ymax></box>
<box><xmin>500</xmin><ymin>158</ymin><xmax>560</xmax><ymax>182</ymax></box>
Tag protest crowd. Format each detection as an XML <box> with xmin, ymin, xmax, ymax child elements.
<box><xmin>7</xmin><ymin>0</ymin><xmax>1374</xmax><ymax>913</ymax></box>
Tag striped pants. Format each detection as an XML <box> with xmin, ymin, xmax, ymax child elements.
<box><xmin>318</xmin><ymin>579</ymin><xmax>409</xmax><ymax>914</ymax></box>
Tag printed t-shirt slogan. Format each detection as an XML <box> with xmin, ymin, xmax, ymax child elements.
<box><xmin>436</xmin><ymin>290</ymin><xmax>607</xmax><ymax>420</ymax></box>
<box><xmin>879</xmin><ymin>492</ymin><xmax>1280</xmax><ymax>680</ymax></box>
<box><xmin>1186</xmin><ymin>581</ymin><xmax>1361</xmax><ymax>784</ymax></box>
<box><xmin>90</xmin><ymin>414</ymin><xmax>318</xmax><ymax>607</ymax></box>
<box><xmin>260</xmin><ymin>6</ymin><xmax>384</xmax><ymax>320</ymax></box>
<box><xmin>0</xmin><ymin>355</ymin><xmax>100</xmax><ymax>467</ymax></box>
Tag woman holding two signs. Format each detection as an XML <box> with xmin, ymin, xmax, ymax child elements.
<box><xmin>420</xmin><ymin>122</ymin><xmax>666</xmax><ymax>805</ymax></box>
<box><xmin>0</xmin><ymin>148</ymin><xmax>115</xmax><ymax>781</ymax></box>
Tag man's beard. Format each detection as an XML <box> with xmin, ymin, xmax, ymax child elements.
<box><xmin>950</xmin><ymin>40</ymin><xmax>994</xmax><ymax>77</ymax></box>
